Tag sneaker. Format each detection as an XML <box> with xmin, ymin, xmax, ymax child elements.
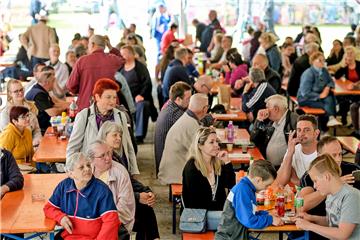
<box><xmin>327</xmin><ymin>116</ymin><xmax>342</xmax><ymax>127</ymax></box>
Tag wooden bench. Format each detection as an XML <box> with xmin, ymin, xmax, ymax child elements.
<box><xmin>289</xmin><ymin>96</ymin><xmax>325</xmax><ymax>115</ymax></box>
<box><xmin>337</xmin><ymin>136</ymin><xmax>360</xmax><ymax>155</ymax></box>
<box><xmin>182</xmin><ymin>231</ymin><xmax>215</xmax><ymax>240</ymax></box>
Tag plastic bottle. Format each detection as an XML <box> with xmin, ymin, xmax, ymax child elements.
<box><xmin>69</xmin><ymin>100</ymin><xmax>78</xmax><ymax>121</ymax></box>
<box><xmin>61</xmin><ymin>112</ymin><xmax>67</xmax><ymax>125</ymax></box>
<box><xmin>227</xmin><ymin>121</ymin><xmax>234</xmax><ymax>143</ymax></box>
<box><xmin>264</xmin><ymin>187</ymin><xmax>272</xmax><ymax>207</ymax></box>
<box><xmin>198</xmin><ymin>53</ymin><xmax>204</xmax><ymax>75</ymax></box>
<box><xmin>294</xmin><ymin>186</ymin><xmax>304</xmax><ymax>217</ymax></box>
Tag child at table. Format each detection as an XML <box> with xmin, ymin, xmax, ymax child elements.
<box><xmin>215</xmin><ymin>160</ymin><xmax>283</xmax><ymax>239</ymax></box>
<box><xmin>295</xmin><ymin>154</ymin><xmax>360</xmax><ymax>240</ymax></box>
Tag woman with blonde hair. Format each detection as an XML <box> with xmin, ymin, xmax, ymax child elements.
<box><xmin>259</xmin><ymin>32</ymin><xmax>282</xmax><ymax>73</ymax></box>
<box><xmin>182</xmin><ymin>127</ymin><xmax>235</xmax><ymax>210</ymax></box>
<box><xmin>296</xmin><ymin>154</ymin><xmax>360</xmax><ymax>239</ymax></box>
<box><xmin>0</xmin><ymin>79</ymin><xmax>41</xmax><ymax>146</ymax></box>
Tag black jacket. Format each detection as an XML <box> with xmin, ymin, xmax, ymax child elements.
<box><xmin>250</xmin><ymin>110</ymin><xmax>298</xmax><ymax>160</ymax></box>
<box><xmin>0</xmin><ymin>149</ymin><xmax>24</xmax><ymax>193</ymax></box>
<box><xmin>334</xmin><ymin>61</ymin><xmax>360</xmax><ymax>81</ymax></box>
<box><xmin>182</xmin><ymin>158</ymin><xmax>235</xmax><ymax>211</ymax></box>
<box><xmin>265</xmin><ymin>67</ymin><xmax>281</xmax><ymax>93</ymax></box>
<box><xmin>119</xmin><ymin>60</ymin><xmax>152</xmax><ymax>101</ymax></box>
<box><xmin>287</xmin><ymin>53</ymin><xmax>310</xmax><ymax>97</ymax></box>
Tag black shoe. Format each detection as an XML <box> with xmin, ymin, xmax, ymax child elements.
<box><xmin>136</xmin><ymin>137</ymin><xmax>144</xmax><ymax>144</ymax></box>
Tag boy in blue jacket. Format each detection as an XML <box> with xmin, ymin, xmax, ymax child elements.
<box><xmin>216</xmin><ymin>160</ymin><xmax>283</xmax><ymax>239</ymax></box>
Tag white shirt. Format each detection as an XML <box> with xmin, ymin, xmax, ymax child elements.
<box><xmin>266</xmin><ymin>112</ymin><xmax>288</xmax><ymax>166</ymax></box>
<box><xmin>45</xmin><ymin>60</ymin><xmax>69</xmax><ymax>89</ymax></box>
<box><xmin>290</xmin><ymin>144</ymin><xmax>317</xmax><ymax>179</ymax></box>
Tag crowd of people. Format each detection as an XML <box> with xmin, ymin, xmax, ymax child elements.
<box><xmin>1</xmin><ymin>3</ymin><xmax>360</xmax><ymax>240</ymax></box>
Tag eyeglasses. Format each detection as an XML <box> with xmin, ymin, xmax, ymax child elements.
<box><xmin>19</xmin><ymin>113</ymin><xmax>30</xmax><ymax>120</ymax></box>
<box><xmin>202</xmin><ymin>84</ymin><xmax>211</xmax><ymax>92</ymax></box>
<box><xmin>94</xmin><ymin>151</ymin><xmax>112</xmax><ymax>159</ymax></box>
<box><xmin>12</xmin><ymin>88</ymin><xmax>24</xmax><ymax>94</ymax></box>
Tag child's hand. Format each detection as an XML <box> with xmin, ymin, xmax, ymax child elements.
<box><xmin>272</xmin><ymin>216</ymin><xmax>284</xmax><ymax>226</ymax></box>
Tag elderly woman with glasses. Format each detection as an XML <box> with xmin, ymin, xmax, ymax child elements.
<box><xmin>97</xmin><ymin>121</ymin><xmax>160</xmax><ymax>240</ymax></box>
<box><xmin>297</xmin><ymin>51</ymin><xmax>338</xmax><ymax>129</ymax></box>
<box><xmin>87</xmin><ymin>140</ymin><xmax>135</xmax><ymax>240</ymax></box>
<box><xmin>67</xmin><ymin>78</ymin><xmax>139</xmax><ymax>175</ymax></box>
<box><xmin>0</xmin><ymin>106</ymin><xmax>34</xmax><ymax>164</ymax></box>
<box><xmin>0</xmin><ymin>79</ymin><xmax>41</xmax><ymax>146</ymax></box>
<box><xmin>182</xmin><ymin>127</ymin><xmax>235</xmax><ymax>211</ymax></box>
<box><xmin>44</xmin><ymin>153</ymin><xmax>119</xmax><ymax>240</ymax></box>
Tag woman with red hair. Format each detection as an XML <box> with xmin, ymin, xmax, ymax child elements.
<box><xmin>67</xmin><ymin>78</ymin><xmax>139</xmax><ymax>175</ymax></box>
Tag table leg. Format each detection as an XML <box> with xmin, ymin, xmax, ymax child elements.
<box><xmin>279</xmin><ymin>231</ymin><xmax>283</xmax><ymax>240</ymax></box>
<box><xmin>172</xmin><ymin>196</ymin><xmax>176</xmax><ymax>234</ymax></box>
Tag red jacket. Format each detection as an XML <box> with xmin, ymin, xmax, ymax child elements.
<box><xmin>66</xmin><ymin>48</ymin><xmax>124</xmax><ymax>111</ymax></box>
<box><xmin>160</xmin><ymin>30</ymin><xmax>183</xmax><ymax>55</ymax></box>
<box><xmin>44</xmin><ymin>177</ymin><xmax>120</xmax><ymax>240</ymax></box>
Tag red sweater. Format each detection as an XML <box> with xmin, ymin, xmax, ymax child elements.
<box><xmin>66</xmin><ymin>48</ymin><xmax>124</xmax><ymax>111</ymax></box>
<box><xmin>161</xmin><ymin>30</ymin><xmax>183</xmax><ymax>55</ymax></box>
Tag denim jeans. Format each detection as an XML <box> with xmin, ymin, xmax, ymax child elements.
<box><xmin>135</xmin><ymin>101</ymin><xmax>151</xmax><ymax>139</ymax></box>
<box><xmin>30</xmin><ymin>56</ymin><xmax>49</xmax><ymax>70</ymax></box>
<box><xmin>298</xmin><ymin>94</ymin><xmax>336</xmax><ymax>117</ymax></box>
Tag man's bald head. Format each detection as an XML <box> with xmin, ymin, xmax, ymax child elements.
<box><xmin>196</xmin><ymin>75</ymin><xmax>214</xmax><ymax>94</ymax></box>
<box><xmin>252</xmin><ymin>53</ymin><xmax>268</xmax><ymax>70</ymax></box>
<box><xmin>188</xmin><ymin>93</ymin><xmax>208</xmax><ymax>120</ymax></box>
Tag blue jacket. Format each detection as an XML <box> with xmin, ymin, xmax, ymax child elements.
<box><xmin>162</xmin><ymin>59</ymin><xmax>191</xmax><ymax>100</ymax></box>
<box><xmin>44</xmin><ymin>176</ymin><xmax>119</xmax><ymax>240</ymax></box>
<box><xmin>297</xmin><ymin>66</ymin><xmax>334</xmax><ymax>103</ymax></box>
<box><xmin>229</xmin><ymin>177</ymin><xmax>273</xmax><ymax>229</ymax></box>
<box><xmin>265</xmin><ymin>44</ymin><xmax>282</xmax><ymax>73</ymax></box>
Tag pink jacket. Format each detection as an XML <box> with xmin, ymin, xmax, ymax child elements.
<box><xmin>107</xmin><ymin>161</ymin><xmax>136</xmax><ymax>232</ymax></box>
<box><xmin>225</xmin><ymin>64</ymin><xmax>248</xmax><ymax>88</ymax></box>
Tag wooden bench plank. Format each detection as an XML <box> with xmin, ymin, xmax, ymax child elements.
<box><xmin>289</xmin><ymin>96</ymin><xmax>325</xmax><ymax>115</ymax></box>
<box><xmin>182</xmin><ymin>231</ymin><xmax>215</xmax><ymax>240</ymax></box>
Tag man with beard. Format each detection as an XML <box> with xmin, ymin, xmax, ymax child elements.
<box><xmin>276</xmin><ymin>114</ymin><xmax>319</xmax><ymax>186</ymax></box>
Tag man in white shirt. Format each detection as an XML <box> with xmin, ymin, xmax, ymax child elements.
<box><xmin>276</xmin><ymin>114</ymin><xmax>319</xmax><ymax>186</ymax></box>
<box><xmin>45</xmin><ymin>44</ymin><xmax>69</xmax><ymax>97</ymax></box>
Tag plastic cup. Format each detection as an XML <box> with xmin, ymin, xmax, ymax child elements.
<box><xmin>226</xmin><ymin>143</ymin><xmax>233</xmax><ymax>152</ymax></box>
<box><xmin>242</xmin><ymin>144</ymin><xmax>247</xmax><ymax>153</ymax></box>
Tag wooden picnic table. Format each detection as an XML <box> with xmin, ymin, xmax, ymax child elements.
<box><xmin>0</xmin><ymin>174</ymin><xmax>66</xmax><ymax>236</ymax></box>
<box><xmin>250</xmin><ymin>202</ymin><xmax>309</xmax><ymax>239</ymax></box>
<box><xmin>334</xmin><ymin>79</ymin><xmax>360</xmax><ymax>96</ymax></box>
<box><xmin>337</xmin><ymin>136</ymin><xmax>360</xmax><ymax>155</ymax></box>
<box><xmin>33</xmin><ymin>127</ymin><xmax>68</xmax><ymax>163</ymax></box>
<box><xmin>212</xmin><ymin>97</ymin><xmax>247</xmax><ymax>122</ymax></box>
<box><xmin>215</xmin><ymin>128</ymin><xmax>250</xmax><ymax>143</ymax></box>
<box><xmin>216</xmin><ymin>127</ymin><xmax>264</xmax><ymax>164</ymax></box>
